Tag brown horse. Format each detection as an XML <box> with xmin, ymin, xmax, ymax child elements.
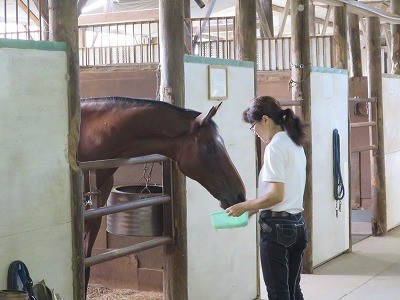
<box><xmin>78</xmin><ymin>97</ymin><xmax>246</xmax><ymax>289</ymax></box>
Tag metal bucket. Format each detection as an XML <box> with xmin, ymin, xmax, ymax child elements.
<box><xmin>0</xmin><ymin>291</ymin><xmax>29</xmax><ymax>300</ymax></box>
<box><xmin>106</xmin><ymin>185</ymin><xmax>163</xmax><ymax>237</ymax></box>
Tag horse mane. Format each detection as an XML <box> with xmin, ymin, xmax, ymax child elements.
<box><xmin>81</xmin><ymin>96</ymin><xmax>217</xmax><ymax>127</ymax></box>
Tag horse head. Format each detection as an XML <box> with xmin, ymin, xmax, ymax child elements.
<box><xmin>176</xmin><ymin>103</ymin><xmax>246</xmax><ymax>209</ymax></box>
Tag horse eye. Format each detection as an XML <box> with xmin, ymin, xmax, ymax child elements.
<box><xmin>207</xmin><ymin>147</ymin><xmax>217</xmax><ymax>154</ymax></box>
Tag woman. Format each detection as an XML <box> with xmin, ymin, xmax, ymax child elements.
<box><xmin>226</xmin><ymin>96</ymin><xmax>308</xmax><ymax>300</ymax></box>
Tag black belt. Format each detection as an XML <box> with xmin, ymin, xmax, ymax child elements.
<box><xmin>260</xmin><ymin>210</ymin><xmax>300</xmax><ymax>219</ymax></box>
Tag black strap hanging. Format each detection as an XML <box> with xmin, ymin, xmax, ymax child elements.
<box><xmin>333</xmin><ymin>129</ymin><xmax>345</xmax><ymax>217</ymax></box>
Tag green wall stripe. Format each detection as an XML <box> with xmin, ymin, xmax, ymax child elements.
<box><xmin>184</xmin><ymin>55</ymin><xmax>254</xmax><ymax>68</ymax></box>
<box><xmin>0</xmin><ymin>38</ymin><xmax>66</xmax><ymax>51</ymax></box>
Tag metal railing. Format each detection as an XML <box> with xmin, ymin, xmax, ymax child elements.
<box><xmin>78</xmin><ymin>154</ymin><xmax>173</xmax><ymax>267</ymax></box>
<box><xmin>0</xmin><ymin>0</ymin><xmax>47</xmax><ymax>40</ymax></box>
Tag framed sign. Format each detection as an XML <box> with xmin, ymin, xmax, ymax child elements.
<box><xmin>208</xmin><ymin>65</ymin><xmax>228</xmax><ymax>100</ymax></box>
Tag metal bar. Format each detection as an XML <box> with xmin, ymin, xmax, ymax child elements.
<box><xmin>350</xmin><ymin>121</ymin><xmax>376</xmax><ymax>128</ymax></box>
<box><xmin>85</xmin><ymin>236</ymin><xmax>172</xmax><ymax>267</ymax></box>
<box><xmin>16</xmin><ymin>0</ymin><xmax>18</xmax><ymax>39</ymax></box>
<box><xmin>349</xmin><ymin>97</ymin><xmax>377</xmax><ymax>103</ymax></box>
<box><xmin>27</xmin><ymin>0</ymin><xmax>30</xmax><ymax>39</ymax></box>
<box><xmin>84</xmin><ymin>195</ymin><xmax>171</xmax><ymax>220</ymax></box>
<box><xmin>4</xmin><ymin>1</ymin><xmax>7</xmax><ymax>37</ymax></box>
<box><xmin>351</xmin><ymin>145</ymin><xmax>378</xmax><ymax>153</ymax></box>
<box><xmin>78</xmin><ymin>154</ymin><xmax>167</xmax><ymax>170</ymax></box>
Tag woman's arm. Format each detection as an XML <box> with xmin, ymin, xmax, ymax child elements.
<box><xmin>226</xmin><ymin>182</ymin><xmax>285</xmax><ymax>217</ymax></box>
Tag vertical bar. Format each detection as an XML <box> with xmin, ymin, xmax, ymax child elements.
<box><xmin>216</xmin><ymin>18</ymin><xmax>220</xmax><ymax>58</ymax></box>
<box><xmin>208</xmin><ymin>18</ymin><xmax>211</xmax><ymax>57</ymax></box>
<box><xmin>16</xmin><ymin>0</ymin><xmax>19</xmax><ymax>39</ymax></box>
<box><xmin>140</xmin><ymin>22</ymin><xmax>143</xmax><ymax>63</ymax></box>
<box><xmin>39</xmin><ymin>0</ymin><xmax>42</xmax><ymax>40</ymax></box>
<box><xmin>125</xmin><ymin>23</ymin><xmax>128</xmax><ymax>63</ymax></box>
<box><xmin>4</xmin><ymin>0</ymin><xmax>7</xmax><ymax>38</ymax></box>
<box><xmin>27</xmin><ymin>0</ymin><xmax>30</xmax><ymax>39</ymax></box>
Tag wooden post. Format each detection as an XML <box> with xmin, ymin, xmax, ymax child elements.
<box><xmin>348</xmin><ymin>12</ymin><xmax>363</xmax><ymax>77</ymax></box>
<box><xmin>257</xmin><ymin>0</ymin><xmax>274</xmax><ymax>38</ymax></box>
<box><xmin>333</xmin><ymin>5</ymin><xmax>348</xmax><ymax>69</ymax></box>
<box><xmin>159</xmin><ymin>1</ymin><xmax>187</xmax><ymax>299</ymax></box>
<box><xmin>48</xmin><ymin>1</ymin><xmax>84</xmax><ymax>299</ymax></box>
<box><xmin>309</xmin><ymin>1</ymin><xmax>316</xmax><ymax>36</ymax></box>
<box><xmin>290</xmin><ymin>0</ymin><xmax>313</xmax><ymax>274</ymax></box>
<box><xmin>183</xmin><ymin>0</ymin><xmax>192</xmax><ymax>54</ymax></box>
<box><xmin>235</xmin><ymin>0</ymin><xmax>260</xmax><ymax>172</ymax></box>
<box><xmin>235</xmin><ymin>0</ymin><xmax>257</xmax><ymax>62</ymax></box>
<box><xmin>391</xmin><ymin>0</ymin><xmax>400</xmax><ymax>74</ymax></box>
<box><xmin>366</xmin><ymin>17</ymin><xmax>387</xmax><ymax>236</ymax></box>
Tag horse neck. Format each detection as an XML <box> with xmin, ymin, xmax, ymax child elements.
<box><xmin>108</xmin><ymin>104</ymin><xmax>193</xmax><ymax>160</ymax></box>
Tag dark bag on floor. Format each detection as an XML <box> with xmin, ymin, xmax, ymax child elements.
<box><xmin>7</xmin><ymin>261</ymin><xmax>35</xmax><ymax>300</ymax></box>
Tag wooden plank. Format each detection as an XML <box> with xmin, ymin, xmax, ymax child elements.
<box><xmin>48</xmin><ymin>1</ymin><xmax>84</xmax><ymax>299</ymax></box>
<box><xmin>290</xmin><ymin>0</ymin><xmax>313</xmax><ymax>274</ymax></box>
<box><xmin>350</xmin><ymin>121</ymin><xmax>376</xmax><ymax>128</ymax></box>
<box><xmin>159</xmin><ymin>1</ymin><xmax>187</xmax><ymax>299</ymax></box>
<box><xmin>321</xmin><ymin>6</ymin><xmax>332</xmax><ymax>36</ymax></box>
<box><xmin>366</xmin><ymin>16</ymin><xmax>387</xmax><ymax>236</ymax></box>
<box><xmin>78</xmin><ymin>9</ymin><xmax>159</xmax><ymax>25</ymax></box>
<box><xmin>333</xmin><ymin>5</ymin><xmax>348</xmax><ymax>69</ymax></box>
<box><xmin>349</xmin><ymin>97</ymin><xmax>376</xmax><ymax>102</ymax></box>
<box><xmin>277</xmin><ymin>0</ymin><xmax>290</xmax><ymax>38</ymax></box>
<box><xmin>256</xmin><ymin>0</ymin><xmax>273</xmax><ymax>38</ymax></box>
<box><xmin>391</xmin><ymin>0</ymin><xmax>400</xmax><ymax>74</ymax></box>
<box><xmin>348</xmin><ymin>12</ymin><xmax>363</xmax><ymax>77</ymax></box>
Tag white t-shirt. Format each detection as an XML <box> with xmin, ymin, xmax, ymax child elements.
<box><xmin>258</xmin><ymin>131</ymin><xmax>306</xmax><ymax>214</ymax></box>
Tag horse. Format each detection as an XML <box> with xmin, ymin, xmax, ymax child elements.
<box><xmin>78</xmin><ymin>96</ymin><xmax>246</xmax><ymax>291</ymax></box>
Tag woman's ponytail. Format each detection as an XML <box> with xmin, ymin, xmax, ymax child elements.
<box><xmin>282</xmin><ymin>108</ymin><xmax>308</xmax><ymax>147</ymax></box>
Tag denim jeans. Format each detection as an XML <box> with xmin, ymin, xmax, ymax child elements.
<box><xmin>259</xmin><ymin>212</ymin><xmax>308</xmax><ymax>300</ymax></box>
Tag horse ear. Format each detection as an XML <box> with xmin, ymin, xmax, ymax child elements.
<box><xmin>194</xmin><ymin>102</ymin><xmax>222</xmax><ymax>127</ymax></box>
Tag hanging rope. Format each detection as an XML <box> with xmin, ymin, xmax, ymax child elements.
<box><xmin>333</xmin><ymin>129</ymin><xmax>345</xmax><ymax>217</ymax></box>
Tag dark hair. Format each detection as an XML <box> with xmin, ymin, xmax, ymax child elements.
<box><xmin>242</xmin><ymin>96</ymin><xmax>308</xmax><ymax>146</ymax></box>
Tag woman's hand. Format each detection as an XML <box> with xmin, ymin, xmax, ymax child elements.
<box><xmin>226</xmin><ymin>203</ymin><xmax>246</xmax><ymax>217</ymax></box>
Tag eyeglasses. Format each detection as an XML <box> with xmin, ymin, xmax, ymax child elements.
<box><xmin>250</xmin><ymin>121</ymin><xmax>258</xmax><ymax>133</ymax></box>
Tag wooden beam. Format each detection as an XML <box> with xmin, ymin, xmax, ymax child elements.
<box><xmin>256</xmin><ymin>0</ymin><xmax>273</xmax><ymax>38</ymax></box>
<box><xmin>333</xmin><ymin>4</ymin><xmax>348</xmax><ymax>69</ymax></box>
<box><xmin>321</xmin><ymin>5</ymin><xmax>332</xmax><ymax>35</ymax></box>
<box><xmin>309</xmin><ymin>2</ymin><xmax>316</xmax><ymax>36</ymax></box>
<box><xmin>366</xmin><ymin>16</ymin><xmax>387</xmax><ymax>236</ymax></box>
<box><xmin>348</xmin><ymin>10</ymin><xmax>363</xmax><ymax>77</ymax></box>
<box><xmin>193</xmin><ymin>0</ymin><xmax>217</xmax><ymax>42</ymax></box>
<box><xmin>391</xmin><ymin>0</ymin><xmax>400</xmax><ymax>74</ymax></box>
<box><xmin>290</xmin><ymin>0</ymin><xmax>313</xmax><ymax>274</ymax></box>
<box><xmin>77</xmin><ymin>0</ymin><xmax>90</xmax><ymax>16</ymax></box>
<box><xmin>48</xmin><ymin>1</ymin><xmax>84</xmax><ymax>299</ymax></box>
<box><xmin>184</xmin><ymin>0</ymin><xmax>192</xmax><ymax>54</ymax></box>
<box><xmin>159</xmin><ymin>1</ymin><xmax>187</xmax><ymax>300</ymax></box>
<box><xmin>78</xmin><ymin>9</ymin><xmax>159</xmax><ymax>25</ymax></box>
<box><xmin>278</xmin><ymin>0</ymin><xmax>290</xmax><ymax>37</ymax></box>
<box><xmin>17</xmin><ymin>0</ymin><xmax>40</xmax><ymax>25</ymax></box>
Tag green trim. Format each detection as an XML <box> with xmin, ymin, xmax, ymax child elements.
<box><xmin>382</xmin><ymin>73</ymin><xmax>400</xmax><ymax>79</ymax></box>
<box><xmin>311</xmin><ymin>66</ymin><xmax>348</xmax><ymax>74</ymax></box>
<box><xmin>184</xmin><ymin>55</ymin><xmax>254</xmax><ymax>68</ymax></box>
<box><xmin>0</xmin><ymin>38</ymin><xmax>66</xmax><ymax>51</ymax></box>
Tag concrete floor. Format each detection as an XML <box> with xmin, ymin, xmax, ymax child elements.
<box><xmin>260</xmin><ymin>226</ymin><xmax>400</xmax><ymax>300</ymax></box>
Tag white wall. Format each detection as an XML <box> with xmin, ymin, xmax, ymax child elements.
<box><xmin>0</xmin><ymin>42</ymin><xmax>73</xmax><ymax>298</ymax></box>
<box><xmin>184</xmin><ymin>56</ymin><xmax>258</xmax><ymax>300</ymax></box>
<box><xmin>382</xmin><ymin>74</ymin><xmax>400</xmax><ymax>230</ymax></box>
<box><xmin>310</xmin><ymin>68</ymin><xmax>350</xmax><ymax>266</ymax></box>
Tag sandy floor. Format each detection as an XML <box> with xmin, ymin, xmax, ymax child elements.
<box><xmin>87</xmin><ymin>284</ymin><xmax>162</xmax><ymax>300</ymax></box>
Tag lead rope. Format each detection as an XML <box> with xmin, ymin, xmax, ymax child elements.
<box><xmin>333</xmin><ymin>129</ymin><xmax>345</xmax><ymax>217</ymax></box>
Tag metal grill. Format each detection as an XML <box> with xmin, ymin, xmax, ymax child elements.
<box><xmin>0</xmin><ymin>0</ymin><xmax>47</xmax><ymax>40</ymax></box>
